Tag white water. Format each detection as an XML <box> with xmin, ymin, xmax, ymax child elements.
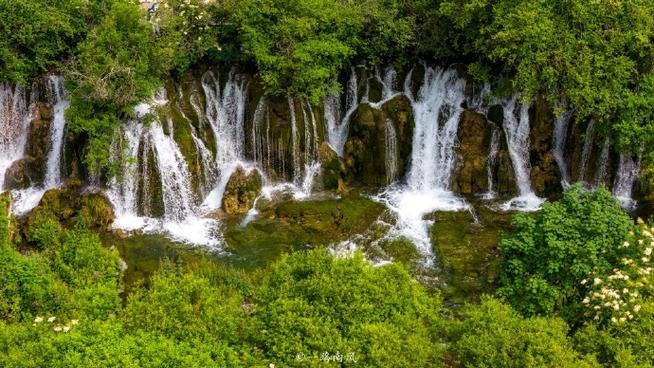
<box><xmin>481</xmin><ymin>127</ymin><xmax>500</xmax><ymax>199</ymax></box>
<box><xmin>578</xmin><ymin>119</ymin><xmax>595</xmax><ymax>183</ymax></box>
<box><xmin>107</xmin><ymin>94</ymin><xmax>219</xmax><ymax>247</ymax></box>
<box><xmin>595</xmin><ymin>138</ymin><xmax>611</xmax><ymax>186</ymax></box>
<box><xmin>0</xmin><ymin>83</ymin><xmax>33</xmax><ymax>190</ymax></box>
<box><xmin>613</xmin><ymin>154</ymin><xmax>640</xmax><ymax>210</ymax></box>
<box><xmin>201</xmin><ymin>70</ymin><xmax>248</xmax><ymax>211</ymax></box>
<box><xmin>384</xmin><ymin>118</ymin><xmax>398</xmax><ymax>184</ymax></box>
<box><xmin>374</xmin><ymin>67</ymin><xmax>469</xmax><ymax>262</ymax></box>
<box><xmin>12</xmin><ymin>76</ymin><xmax>70</xmax><ymax>216</ymax></box>
<box><xmin>499</xmin><ymin>96</ymin><xmax>543</xmax><ymax>211</ymax></box>
<box><xmin>553</xmin><ymin>110</ymin><xmax>573</xmax><ymax>187</ymax></box>
<box><xmin>324</xmin><ymin>68</ymin><xmax>359</xmax><ymax>156</ymax></box>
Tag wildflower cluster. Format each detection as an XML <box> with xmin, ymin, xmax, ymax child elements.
<box><xmin>32</xmin><ymin>315</ymin><xmax>79</xmax><ymax>333</ymax></box>
<box><xmin>157</xmin><ymin>0</ymin><xmax>220</xmax><ymax>43</ymax></box>
<box><xmin>583</xmin><ymin>220</ymin><xmax>654</xmax><ymax>325</ymax></box>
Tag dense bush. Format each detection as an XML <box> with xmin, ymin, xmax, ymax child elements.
<box><xmin>497</xmin><ymin>185</ymin><xmax>633</xmax><ymax>321</ymax></box>
<box><xmin>446</xmin><ymin>296</ymin><xmax>598</xmax><ymax>368</ymax></box>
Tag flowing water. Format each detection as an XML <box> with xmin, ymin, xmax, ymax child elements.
<box><xmin>578</xmin><ymin>119</ymin><xmax>596</xmax><ymax>184</ymax></box>
<box><xmin>0</xmin><ymin>82</ymin><xmax>33</xmax><ymax>190</ymax></box>
<box><xmin>481</xmin><ymin>127</ymin><xmax>500</xmax><ymax>199</ymax></box>
<box><xmin>499</xmin><ymin>96</ymin><xmax>543</xmax><ymax>211</ymax></box>
<box><xmin>384</xmin><ymin>118</ymin><xmax>398</xmax><ymax>184</ymax></box>
<box><xmin>553</xmin><ymin>110</ymin><xmax>573</xmax><ymax>187</ymax></box>
<box><xmin>324</xmin><ymin>68</ymin><xmax>359</xmax><ymax>156</ymax></box>
<box><xmin>374</xmin><ymin>67</ymin><xmax>468</xmax><ymax>263</ymax></box>
<box><xmin>613</xmin><ymin>154</ymin><xmax>640</xmax><ymax>210</ymax></box>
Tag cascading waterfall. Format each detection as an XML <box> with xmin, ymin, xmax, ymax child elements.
<box><xmin>0</xmin><ymin>82</ymin><xmax>33</xmax><ymax>190</ymax></box>
<box><xmin>482</xmin><ymin>127</ymin><xmax>500</xmax><ymax>199</ymax></box>
<box><xmin>324</xmin><ymin>68</ymin><xmax>359</xmax><ymax>156</ymax></box>
<box><xmin>613</xmin><ymin>154</ymin><xmax>640</xmax><ymax>209</ymax></box>
<box><xmin>12</xmin><ymin>76</ymin><xmax>69</xmax><ymax>215</ymax></box>
<box><xmin>578</xmin><ymin>119</ymin><xmax>596</xmax><ymax>183</ymax></box>
<box><xmin>499</xmin><ymin>96</ymin><xmax>543</xmax><ymax>211</ymax></box>
<box><xmin>384</xmin><ymin>118</ymin><xmax>398</xmax><ymax>184</ymax></box>
<box><xmin>376</xmin><ymin>66</ymin><xmax>398</xmax><ymax>101</ymax></box>
<box><xmin>553</xmin><ymin>110</ymin><xmax>573</xmax><ymax>187</ymax></box>
<box><xmin>374</xmin><ymin>67</ymin><xmax>468</xmax><ymax>262</ymax></box>
<box><xmin>595</xmin><ymin>138</ymin><xmax>611</xmax><ymax>186</ymax></box>
<box><xmin>201</xmin><ymin>70</ymin><xmax>248</xmax><ymax>211</ymax></box>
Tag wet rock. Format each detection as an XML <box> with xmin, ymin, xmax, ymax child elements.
<box><xmin>344</xmin><ymin>95</ymin><xmax>413</xmax><ymax>187</ymax></box>
<box><xmin>4</xmin><ymin>158</ymin><xmax>32</xmax><ymax>189</ymax></box>
<box><xmin>318</xmin><ymin>142</ymin><xmax>347</xmax><ymax>192</ymax></box>
<box><xmin>453</xmin><ymin>110</ymin><xmax>491</xmax><ymax>194</ymax></box>
<box><xmin>222</xmin><ymin>167</ymin><xmax>263</xmax><ymax>215</ymax></box>
<box><xmin>529</xmin><ymin>98</ymin><xmax>562</xmax><ymax>197</ymax></box>
<box><xmin>24</xmin><ymin>102</ymin><xmax>53</xmax><ymax>185</ymax></box>
<box><xmin>23</xmin><ymin>179</ymin><xmax>115</xmax><ymax>245</ymax></box>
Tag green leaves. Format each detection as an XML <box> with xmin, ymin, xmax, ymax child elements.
<box><xmin>497</xmin><ymin>185</ymin><xmax>633</xmax><ymax>322</ymax></box>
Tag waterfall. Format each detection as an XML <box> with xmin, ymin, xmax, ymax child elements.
<box><xmin>43</xmin><ymin>76</ymin><xmax>68</xmax><ymax>188</ymax></box>
<box><xmin>553</xmin><ymin>110</ymin><xmax>573</xmax><ymax>187</ymax></box>
<box><xmin>288</xmin><ymin>97</ymin><xmax>302</xmax><ymax>183</ymax></box>
<box><xmin>106</xmin><ymin>120</ymin><xmax>144</xmax><ymax>223</ymax></box>
<box><xmin>613</xmin><ymin>154</ymin><xmax>639</xmax><ymax>209</ymax></box>
<box><xmin>482</xmin><ymin>127</ymin><xmax>500</xmax><ymax>199</ymax></box>
<box><xmin>0</xmin><ymin>83</ymin><xmax>33</xmax><ymax>190</ymax></box>
<box><xmin>595</xmin><ymin>138</ymin><xmax>610</xmax><ymax>186</ymax></box>
<box><xmin>375</xmin><ymin>66</ymin><xmax>398</xmax><ymax>101</ymax></box>
<box><xmin>406</xmin><ymin>67</ymin><xmax>465</xmax><ymax>191</ymax></box>
<box><xmin>384</xmin><ymin>118</ymin><xmax>398</xmax><ymax>184</ymax></box>
<box><xmin>200</xmin><ymin>70</ymin><xmax>248</xmax><ymax>211</ymax></box>
<box><xmin>499</xmin><ymin>96</ymin><xmax>543</xmax><ymax>211</ymax></box>
<box><xmin>373</xmin><ymin>67</ymin><xmax>468</xmax><ymax>263</ymax></box>
<box><xmin>578</xmin><ymin>119</ymin><xmax>595</xmax><ymax>183</ymax></box>
<box><xmin>324</xmin><ymin>67</ymin><xmax>358</xmax><ymax>156</ymax></box>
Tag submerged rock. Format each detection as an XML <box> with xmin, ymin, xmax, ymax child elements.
<box><xmin>222</xmin><ymin>167</ymin><xmax>263</xmax><ymax>215</ymax></box>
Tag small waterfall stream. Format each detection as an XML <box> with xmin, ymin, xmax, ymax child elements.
<box><xmin>499</xmin><ymin>96</ymin><xmax>543</xmax><ymax>211</ymax></box>
<box><xmin>553</xmin><ymin>109</ymin><xmax>573</xmax><ymax>187</ymax></box>
<box><xmin>384</xmin><ymin>118</ymin><xmax>398</xmax><ymax>184</ymax></box>
<box><xmin>482</xmin><ymin>126</ymin><xmax>500</xmax><ymax>199</ymax></box>
<box><xmin>613</xmin><ymin>154</ymin><xmax>640</xmax><ymax>209</ymax></box>
<box><xmin>324</xmin><ymin>68</ymin><xmax>359</xmax><ymax>156</ymax></box>
<box><xmin>578</xmin><ymin>119</ymin><xmax>596</xmax><ymax>183</ymax></box>
<box><xmin>0</xmin><ymin>83</ymin><xmax>33</xmax><ymax>190</ymax></box>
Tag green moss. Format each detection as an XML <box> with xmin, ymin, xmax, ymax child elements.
<box><xmin>380</xmin><ymin>237</ymin><xmax>420</xmax><ymax>267</ymax></box>
<box><xmin>430</xmin><ymin>207</ymin><xmax>512</xmax><ymax>305</ymax></box>
<box><xmin>223</xmin><ymin>195</ymin><xmax>385</xmax><ymax>267</ymax></box>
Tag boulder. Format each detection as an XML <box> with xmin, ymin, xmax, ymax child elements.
<box><xmin>3</xmin><ymin>158</ymin><xmax>32</xmax><ymax>189</ymax></box>
<box><xmin>528</xmin><ymin>98</ymin><xmax>562</xmax><ymax>197</ymax></box>
<box><xmin>222</xmin><ymin>167</ymin><xmax>263</xmax><ymax>215</ymax></box>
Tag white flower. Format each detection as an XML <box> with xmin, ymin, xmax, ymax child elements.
<box><xmin>619</xmin><ymin>317</ymin><xmax>626</xmax><ymax>323</ymax></box>
<box><xmin>269</xmin><ymin>364</ymin><xmax>275</xmax><ymax>368</ymax></box>
<box><xmin>645</xmin><ymin>248</ymin><xmax>652</xmax><ymax>256</ymax></box>
<box><xmin>594</xmin><ymin>278</ymin><xmax>603</xmax><ymax>286</ymax></box>
<box><xmin>581</xmin><ymin>279</ymin><xmax>588</xmax><ymax>285</ymax></box>
<box><xmin>53</xmin><ymin>326</ymin><xmax>62</xmax><ymax>332</ymax></box>
<box><xmin>71</xmin><ymin>319</ymin><xmax>79</xmax><ymax>325</ymax></box>
<box><xmin>623</xmin><ymin>241</ymin><xmax>630</xmax><ymax>248</ymax></box>
<box><xmin>611</xmin><ymin>317</ymin><xmax>618</xmax><ymax>323</ymax></box>
<box><xmin>63</xmin><ymin>326</ymin><xmax>70</xmax><ymax>333</ymax></box>
<box><xmin>34</xmin><ymin>316</ymin><xmax>43</xmax><ymax>323</ymax></box>
<box><xmin>643</xmin><ymin>257</ymin><xmax>650</xmax><ymax>263</ymax></box>
<box><xmin>634</xmin><ymin>305</ymin><xmax>642</xmax><ymax>312</ymax></box>
<box><xmin>47</xmin><ymin>317</ymin><xmax>56</xmax><ymax>323</ymax></box>
<box><xmin>582</xmin><ymin>297</ymin><xmax>590</xmax><ymax>304</ymax></box>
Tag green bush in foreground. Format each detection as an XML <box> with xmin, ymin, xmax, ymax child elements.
<box><xmin>497</xmin><ymin>185</ymin><xmax>633</xmax><ymax>321</ymax></box>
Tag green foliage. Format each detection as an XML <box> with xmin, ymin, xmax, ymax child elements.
<box><xmin>497</xmin><ymin>185</ymin><xmax>633</xmax><ymax>321</ymax></box>
<box><xmin>65</xmin><ymin>1</ymin><xmax>170</xmax><ymax>169</ymax></box>
<box><xmin>234</xmin><ymin>0</ymin><xmax>361</xmax><ymax>104</ymax></box>
<box><xmin>0</xmin><ymin>0</ymin><xmax>115</xmax><ymax>84</ymax></box>
<box><xmin>253</xmin><ymin>249</ymin><xmax>442</xmax><ymax>367</ymax></box>
<box><xmin>446</xmin><ymin>296</ymin><xmax>599</xmax><ymax>368</ymax></box>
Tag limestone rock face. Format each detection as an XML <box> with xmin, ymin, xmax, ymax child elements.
<box><xmin>222</xmin><ymin>167</ymin><xmax>263</xmax><ymax>215</ymax></box>
<box><xmin>343</xmin><ymin>95</ymin><xmax>413</xmax><ymax>187</ymax></box>
<box><xmin>24</xmin><ymin>102</ymin><xmax>53</xmax><ymax>186</ymax></box>
<box><xmin>453</xmin><ymin>110</ymin><xmax>491</xmax><ymax>194</ymax></box>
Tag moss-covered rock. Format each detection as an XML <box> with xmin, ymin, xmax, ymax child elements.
<box><xmin>223</xmin><ymin>195</ymin><xmax>385</xmax><ymax>266</ymax></box>
<box><xmin>487</xmin><ymin>104</ymin><xmax>518</xmax><ymax>196</ymax></box>
<box><xmin>453</xmin><ymin>110</ymin><xmax>491</xmax><ymax>194</ymax></box>
<box><xmin>344</xmin><ymin>95</ymin><xmax>413</xmax><ymax>188</ymax></box>
<box><xmin>22</xmin><ymin>179</ymin><xmax>115</xmax><ymax>245</ymax></box>
<box><xmin>23</xmin><ymin>102</ymin><xmax>53</xmax><ymax>185</ymax></box>
<box><xmin>430</xmin><ymin>208</ymin><xmax>512</xmax><ymax>305</ymax></box>
<box><xmin>222</xmin><ymin>167</ymin><xmax>263</xmax><ymax>215</ymax></box>
<box><xmin>318</xmin><ymin>142</ymin><xmax>347</xmax><ymax>192</ymax></box>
